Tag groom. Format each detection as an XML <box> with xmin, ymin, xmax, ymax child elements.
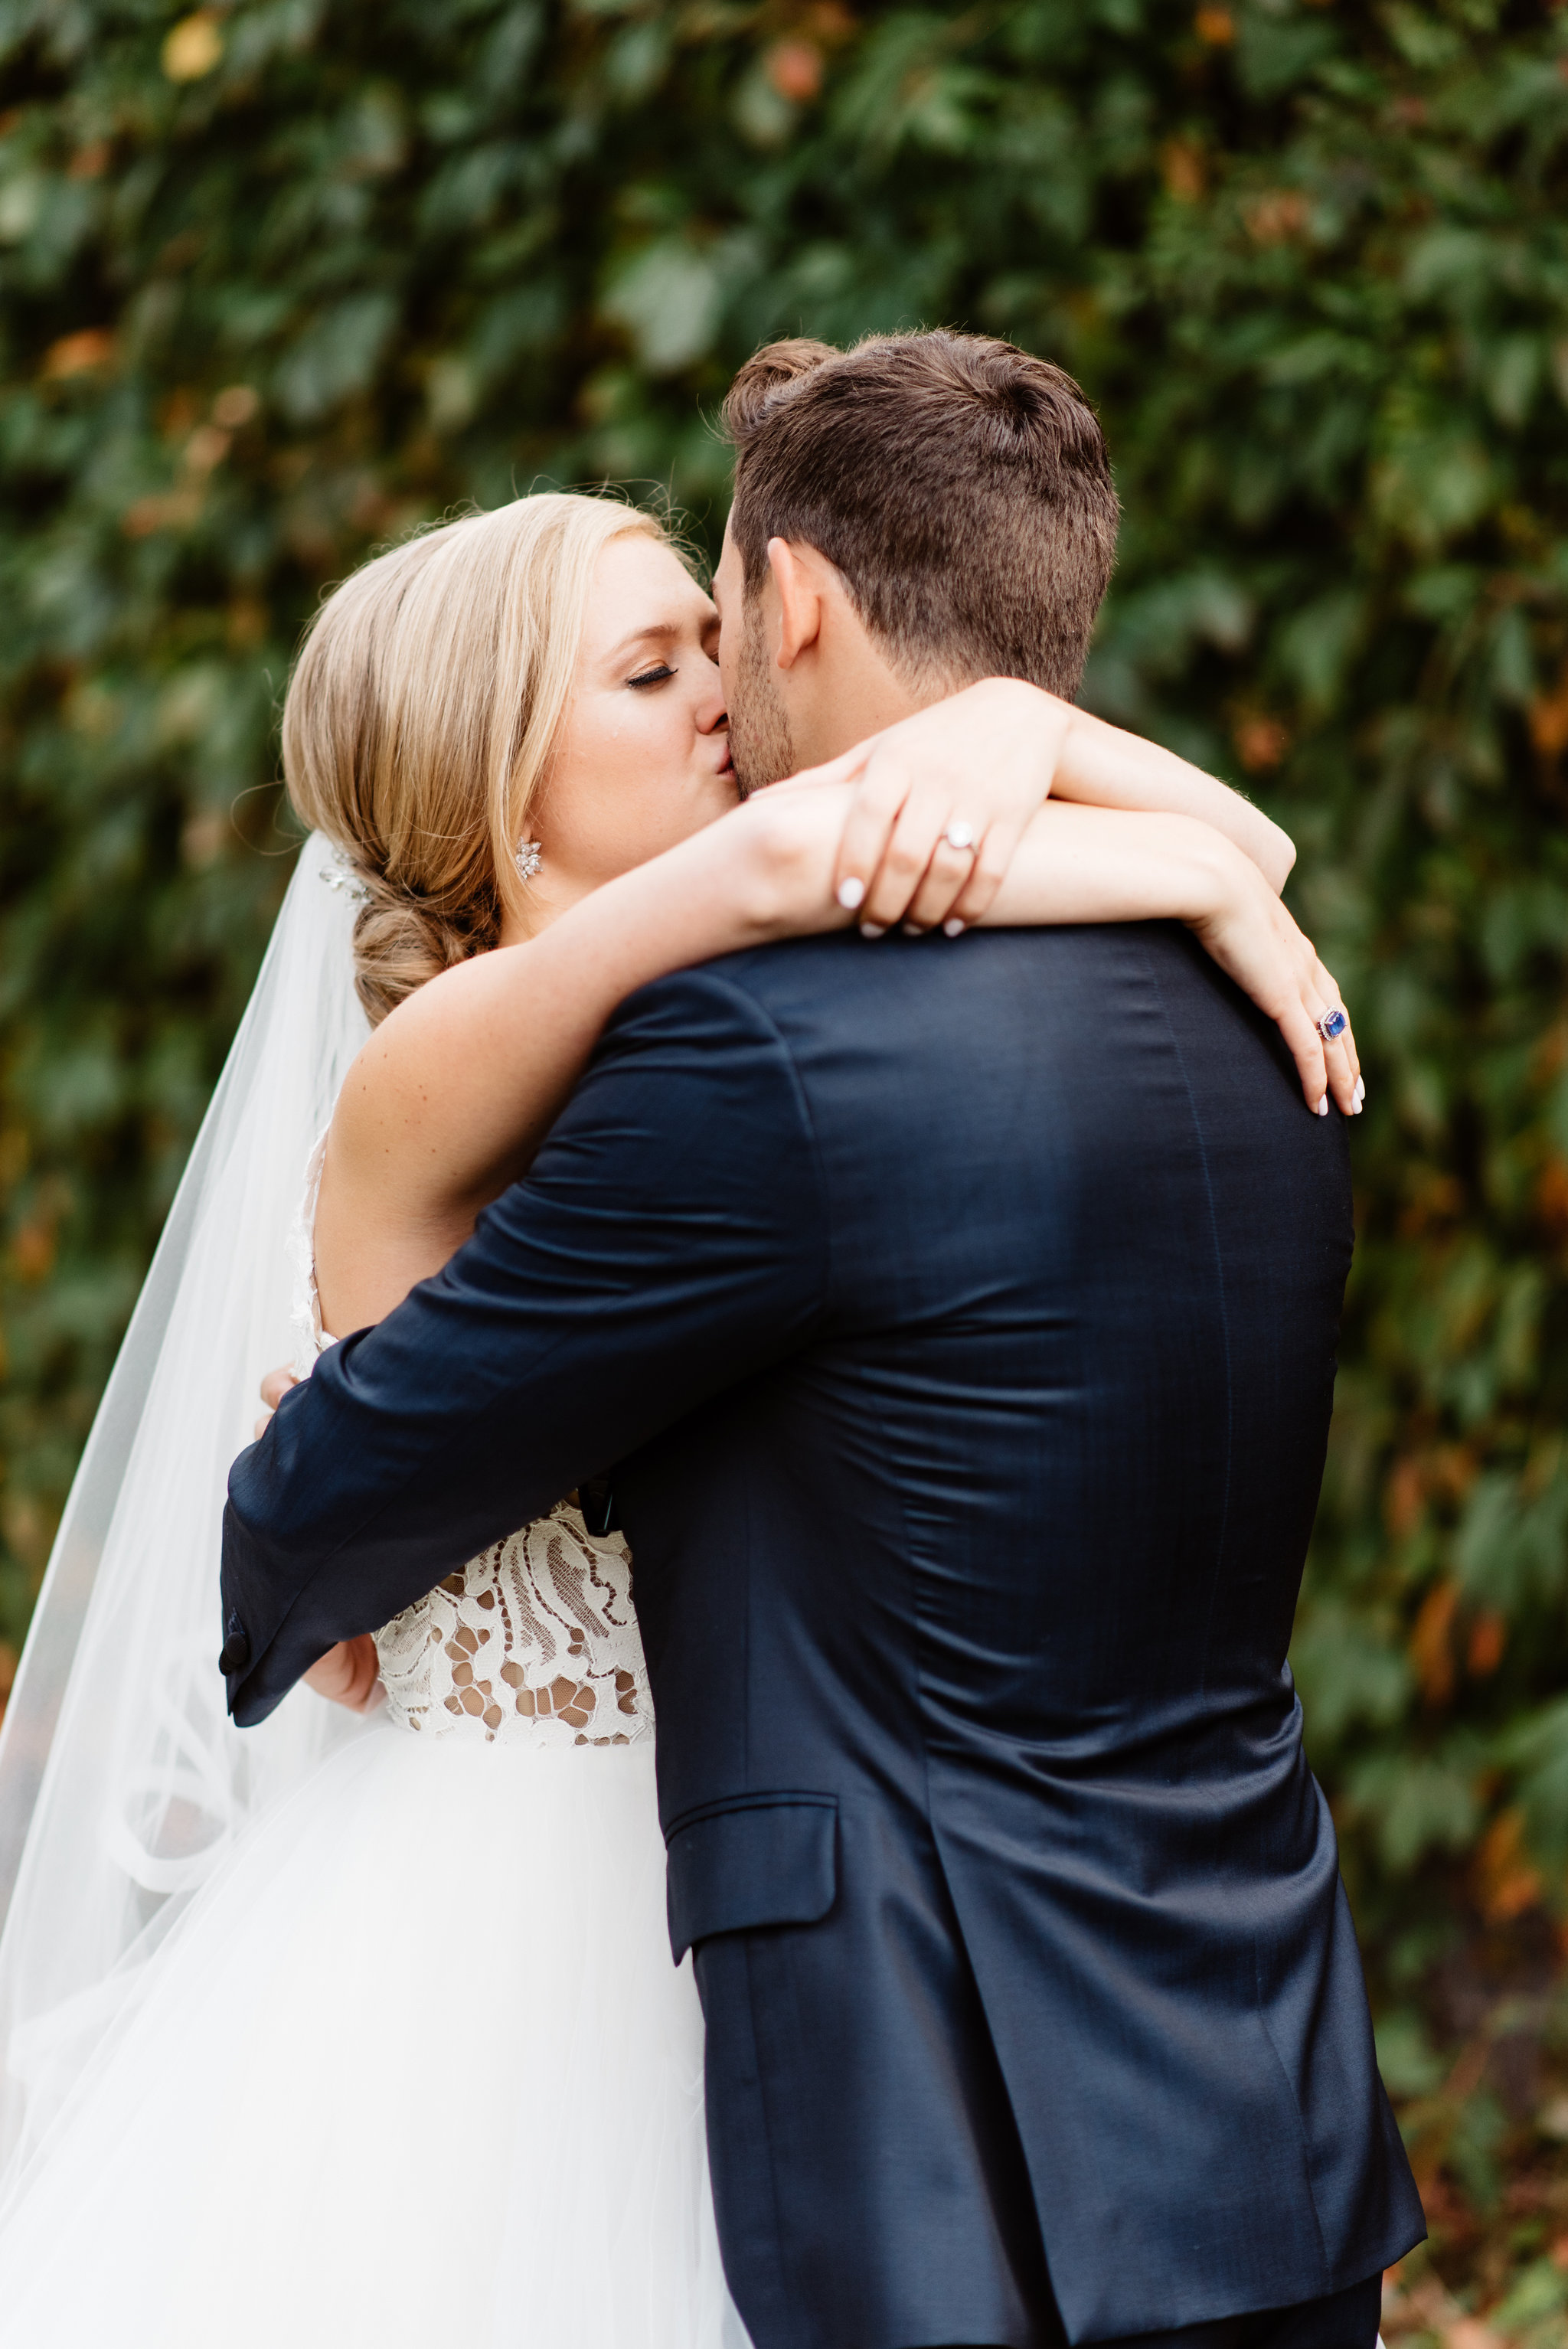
<box><xmin>221</xmin><ymin>331</ymin><xmax>1423</xmax><ymax>2349</ymax></box>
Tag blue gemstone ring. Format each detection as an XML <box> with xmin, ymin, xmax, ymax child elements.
<box><xmin>1315</xmin><ymin>1005</ymin><xmax>1349</xmax><ymax>1044</ymax></box>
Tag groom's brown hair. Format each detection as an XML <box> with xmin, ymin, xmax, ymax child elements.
<box><xmin>721</xmin><ymin>331</ymin><xmax>1118</xmax><ymax>698</ymax></box>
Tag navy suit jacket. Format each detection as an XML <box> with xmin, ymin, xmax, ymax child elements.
<box><xmin>223</xmin><ymin>923</ymin><xmax>1423</xmax><ymax>2349</ymax></box>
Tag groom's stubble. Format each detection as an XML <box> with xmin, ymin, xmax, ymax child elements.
<box><xmin>727</xmin><ymin>597</ymin><xmax>796</xmax><ymax>799</ymax></box>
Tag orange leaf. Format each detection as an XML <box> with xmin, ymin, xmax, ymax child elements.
<box><xmin>1161</xmin><ymin>141</ymin><xmax>1205</xmax><ymax>202</ymax></box>
<box><xmin>1466</xmin><ymin>1611</ymin><xmax>1506</xmax><ymax>1678</ymax></box>
<box><xmin>41</xmin><ymin>328</ymin><xmax>116</xmax><ymax>380</ymax></box>
<box><xmin>1385</xmin><ymin>1454</ymin><xmax>1427</xmax><ymax>1540</ymax></box>
<box><xmin>1530</xmin><ymin>662</ymin><xmax>1568</xmax><ymax>758</ymax></box>
<box><xmin>1538</xmin><ymin>1157</ymin><xmax>1568</xmax><ymax>1240</ymax></box>
<box><xmin>1233</xmin><ymin>714</ymin><xmax>1289</xmax><ymax>772</ymax></box>
<box><xmin>1475</xmin><ymin>1808</ymin><xmax>1541</xmax><ymax>1925</ymax></box>
<box><xmin>9</xmin><ymin>1220</ymin><xmax>56</xmax><ymax>1282</ymax></box>
<box><xmin>1410</xmin><ymin>1578</ymin><xmax>1458</xmax><ymax>1707</ymax></box>
<box><xmin>766</xmin><ymin>41</ymin><xmax>823</xmax><ymax>102</ymax></box>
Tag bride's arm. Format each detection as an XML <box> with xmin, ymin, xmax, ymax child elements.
<box><xmin>315</xmin><ymin>788</ymin><xmax>1354</xmax><ymax>1339</ymax></box>
<box><xmin>312</xmin><ymin>813</ymin><xmax>813</xmax><ymax>1336</ymax></box>
<box><xmin>827</xmin><ymin>678</ymin><xmax>1295</xmax><ymax>932</ymax></box>
<box><xmin>1037</xmin><ymin>703</ymin><xmax>1294</xmax><ymax>889</ymax></box>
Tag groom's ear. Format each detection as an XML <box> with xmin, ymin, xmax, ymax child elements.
<box><xmin>767</xmin><ymin>537</ymin><xmax>827</xmax><ymax>671</ymax></box>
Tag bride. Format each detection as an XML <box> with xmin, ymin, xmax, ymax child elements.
<box><xmin>0</xmin><ymin>488</ymin><xmax>1357</xmax><ymax>2344</ymax></box>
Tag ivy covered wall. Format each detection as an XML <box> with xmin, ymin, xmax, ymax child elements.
<box><xmin>4</xmin><ymin>0</ymin><xmax>1568</xmax><ymax>2323</ymax></box>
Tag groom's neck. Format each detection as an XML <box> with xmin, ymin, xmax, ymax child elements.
<box><xmin>785</xmin><ymin>632</ymin><xmax>948</xmax><ymax>769</ymax></box>
<box><xmin>724</xmin><ymin>525</ymin><xmax>967</xmax><ymax>775</ymax></box>
<box><xmin>789</xmin><ymin>667</ymin><xmax>924</xmax><ymax>766</ymax></box>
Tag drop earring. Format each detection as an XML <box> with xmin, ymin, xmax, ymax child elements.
<box><xmin>514</xmin><ymin>839</ymin><xmax>543</xmax><ymax>884</ymax></box>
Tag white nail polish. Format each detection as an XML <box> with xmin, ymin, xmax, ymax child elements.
<box><xmin>1352</xmin><ymin>1076</ymin><xmax>1365</xmax><ymax>1107</ymax></box>
<box><xmin>942</xmin><ymin>917</ymin><xmax>965</xmax><ymax>939</ymax></box>
<box><xmin>901</xmin><ymin>923</ymin><xmax>923</xmax><ymax>937</ymax></box>
<box><xmin>860</xmin><ymin>920</ymin><xmax>886</xmax><ymax>939</ymax></box>
<box><xmin>837</xmin><ymin>876</ymin><xmax>866</xmax><ymax>911</ymax></box>
<box><xmin>1316</xmin><ymin>1095</ymin><xmax>1329</xmax><ymax>1117</ymax></box>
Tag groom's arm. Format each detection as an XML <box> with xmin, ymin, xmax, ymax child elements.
<box><xmin>220</xmin><ymin>962</ymin><xmax>829</xmax><ymax>1727</ymax></box>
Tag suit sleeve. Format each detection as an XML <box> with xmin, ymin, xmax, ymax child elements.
<box><xmin>220</xmin><ymin>965</ymin><xmax>830</xmax><ymax>1725</ymax></box>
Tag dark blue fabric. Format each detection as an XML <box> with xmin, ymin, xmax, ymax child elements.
<box><xmin>665</xmin><ymin>1792</ymin><xmax>838</xmax><ymax>1957</ymax></box>
<box><xmin>1102</xmin><ymin>2268</ymin><xmax>1383</xmax><ymax>2349</ymax></box>
<box><xmin>223</xmin><ymin>922</ymin><xmax>1425</xmax><ymax>2349</ymax></box>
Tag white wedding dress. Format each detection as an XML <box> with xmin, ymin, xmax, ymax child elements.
<box><xmin>0</xmin><ymin>1139</ymin><xmax>745</xmax><ymax>2345</ymax></box>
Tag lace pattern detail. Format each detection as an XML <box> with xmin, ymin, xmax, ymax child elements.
<box><xmin>288</xmin><ymin>1132</ymin><xmax>652</xmax><ymax>1747</ymax></box>
<box><xmin>374</xmin><ymin>1505</ymin><xmax>652</xmax><ymax>1746</ymax></box>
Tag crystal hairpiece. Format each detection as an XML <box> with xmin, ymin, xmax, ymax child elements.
<box><xmin>319</xmin><ymin>849</ymin><xmax>370</xmax><ymax>903</ymax></box>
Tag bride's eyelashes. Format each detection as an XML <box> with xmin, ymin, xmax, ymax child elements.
<box><xmin>627</xmin><ymin>662</ymin><xmax>677</xmax><ymax>690</ymax></box>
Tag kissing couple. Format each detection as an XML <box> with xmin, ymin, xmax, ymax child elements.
<box><xmin>0</xmin><ymin>332</ymin><xmax>1423</xmax><ymax>2347</ymax></box>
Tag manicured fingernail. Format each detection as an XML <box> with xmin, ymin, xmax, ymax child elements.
<box><xmin>901</xmin><ymin>922</ymin><xmax>923</xmax><ymax>937</ymax></box>
<box><xmin>1316</xmin><ymin>1094</ymin><xmax>1329</xmax><ymax>1117</ymax></box>
<box><xmin>860</xmin><ymin>920</ymin><xmax>885</xmax><ymax>939</ymax></box>
<box><xmin>942</xmin><ymin>917</ymin><xmax>965</xmax><ymax>938</ymax></box>
<box><xmin>836</xmin><ymin>876</ymin><xmax>865</xmax><ymax>910</ymax></box>
<box><xmin>1352</xmin><ymin>1076</ymin><xmax>1365</xmax><ymax>1108</ymax></box>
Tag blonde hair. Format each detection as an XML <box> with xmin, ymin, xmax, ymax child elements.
<box><xmin>283</xmin><ymin>491</ymin><xmax>667</xmax><ymax>1025</ymax></box>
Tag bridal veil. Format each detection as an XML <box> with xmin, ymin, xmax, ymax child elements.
<box><xmin>0</xmin><ymin>837</ymin><xmax>369</xmax><ymax>2186</ymax></box>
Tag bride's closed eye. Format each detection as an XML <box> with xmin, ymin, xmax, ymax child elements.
<box><xmin>627</xmin><ymin>662</ymin><xmax>676</xmax><ymax>690</ymax></box>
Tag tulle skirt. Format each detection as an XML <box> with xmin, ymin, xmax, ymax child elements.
<box><xmin>0</xmin><ymin>1720</ymin><xmax>743</xmax><ymax>2347</ymax></box>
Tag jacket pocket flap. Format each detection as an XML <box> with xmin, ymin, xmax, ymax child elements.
<box><xmin>665</xmin><ymin>1793</ymin><xmax>838</xmax><ymax>1962</ymax></box>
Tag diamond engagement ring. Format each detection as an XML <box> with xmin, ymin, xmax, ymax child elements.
<box><xmin>1315</xmin><ymin>1006</ymin><xmax>1349</xmax><ymax>1043</ymax></box>
<box><xmin>943</xmin><ymin>819</ymin><xmax>976</xmax><ymax>852</ymax></box>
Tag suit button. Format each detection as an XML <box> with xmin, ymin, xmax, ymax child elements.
<box><xmin>218</xmin><ymin>1614</ymin><xmax>250</xmax><ymax>1677</ymax></box>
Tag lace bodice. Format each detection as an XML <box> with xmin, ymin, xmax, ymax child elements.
<box><xmin>375</xmin><ymin>1508</ymin><xmax>650</xmax><ymax>1746</ymax></box>
<box><xmin>289</xmin><ymin>1135</ymin><xmax>653</xmax><ymax>1748</ymax></box>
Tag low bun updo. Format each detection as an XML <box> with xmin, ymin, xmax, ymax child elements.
<box><xmin>282</xmin><ymin>491</ymin><xmax>665</xmax><ymax>1026</ymax></box>
<box><xmin>329</xmin><ymin>862</ymin><xmax>498</xmax><ymax>1032</ymax></box>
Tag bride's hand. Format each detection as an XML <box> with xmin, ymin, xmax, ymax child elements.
<box><xmin>778</xmin><ymin>679</ymin><xmax>1070</xmax><ymax>936</ymax></box>
<box><xmin>251</xmin><ymin>1364</ymin><xmax>387</xmax><ymax>1712</ymax></box>
<box><xmin>303</xmin><ymin>1636</ymin><xmax>385</xmax><ymax>1714</ymax></box>
<box><xmin>1186</xmin><ymin>845</ymin><xmax>1362</xmax><ymax>1118</ymax></box>
<box><xmin>254</xmin><ymin>1362</ymin><xmax>297</xmax><ymax>1440</ymax></box>
<box><xmin>711</xmin><ymin>780</ymin><xmax>854</xmax><ymax>940</ymax></box>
